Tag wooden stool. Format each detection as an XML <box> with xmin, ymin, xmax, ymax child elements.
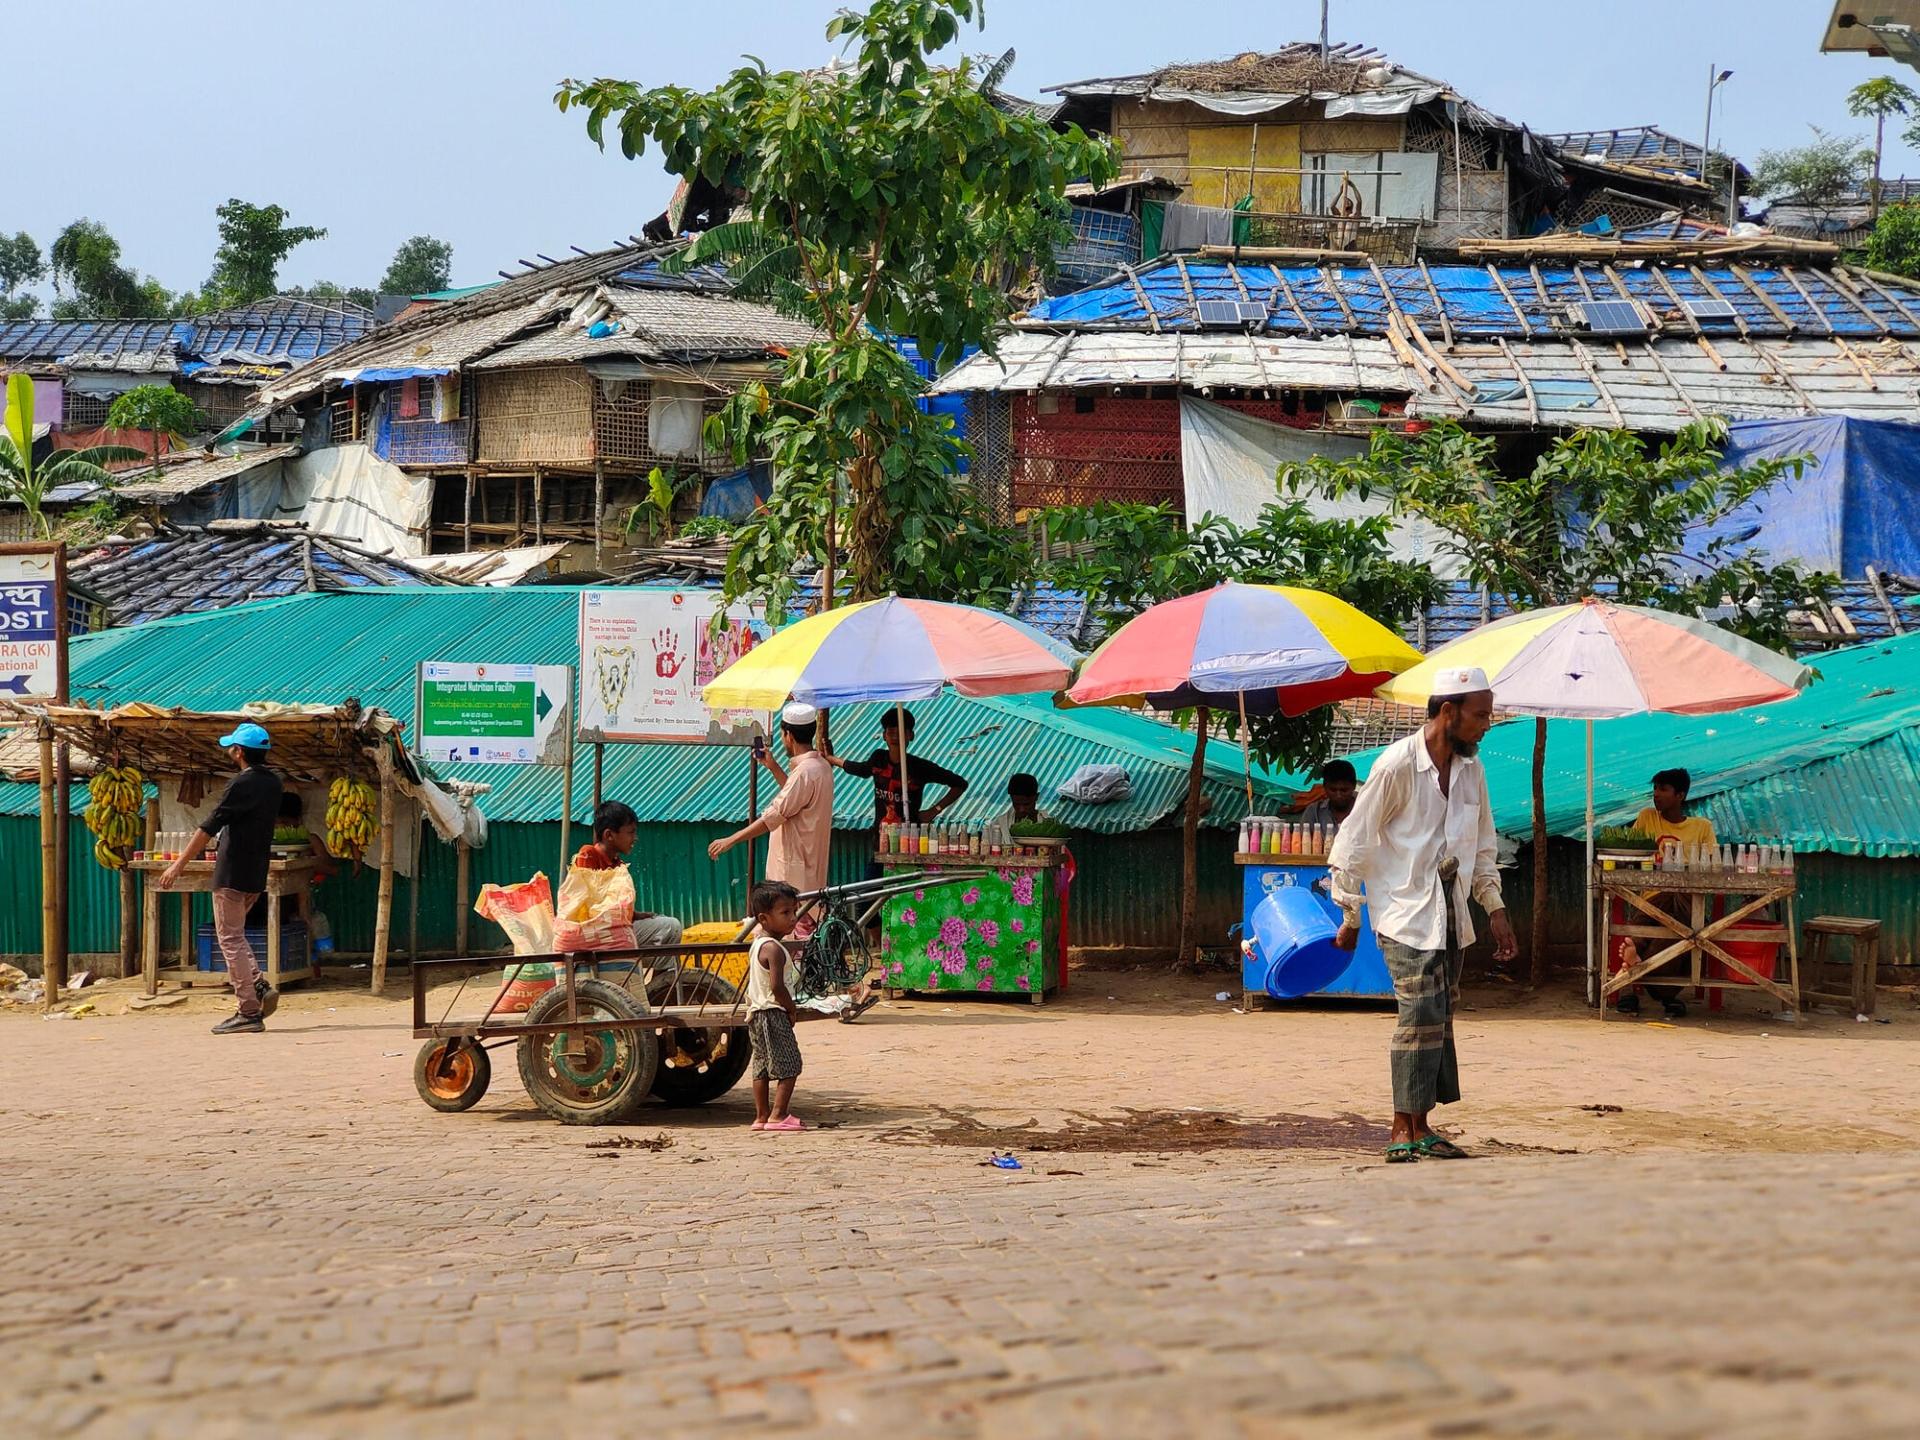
<box><xmin>1802</xmin><ymin>916</ymin><xmax>1881</xmax><ymax>1017</ymax></box>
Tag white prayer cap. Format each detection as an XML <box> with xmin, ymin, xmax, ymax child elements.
<box><xmin>781</xmin><ymin>701</ymin><xmax>819</xmax><ymax>726</ymax></box>
<box><xmin>1433</xmin><ymin>665</ymin><xmax>1492</xmax><ymax>696</ymax></box>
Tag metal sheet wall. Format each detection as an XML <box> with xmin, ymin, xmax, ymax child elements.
<box><xmin>4</xmin><ymin>818</ymin><xmax>1244</xmax><ymax>963</ymax></box>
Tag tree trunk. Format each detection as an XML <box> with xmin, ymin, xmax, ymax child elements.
<box><xmin>847</xmin><ymin>441</ymin><xmax>888</xmax><ymax>601</ymax></box>
<box><xmin>1177</xmin><ymin>707</ymin><xmax>1210</xmax><ymax>967</ymax></box>
<box><xmin>1529</xmin><ymin>717</ymin><xmax>1550</xmax><ymax>986</ymax></box>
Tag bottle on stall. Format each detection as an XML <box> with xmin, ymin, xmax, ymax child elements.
<box><xmin>1237</xmin><ymin>820</ymin><xmax>1250</xmax><ymax>855</ymax></box>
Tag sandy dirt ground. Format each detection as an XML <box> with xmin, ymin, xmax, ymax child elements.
<box><xmin>4</xmin><ymin>964</ymin><xmax>1917</xmax><ymax>1438</ymax></box>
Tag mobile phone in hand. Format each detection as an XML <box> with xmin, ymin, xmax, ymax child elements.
<box><xmin>752</xmin><ymin>734</ymin><xmax>767</xmax><ymax>758</ymax></box>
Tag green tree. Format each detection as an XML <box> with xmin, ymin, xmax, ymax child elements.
<box><xmin>204</xmin><ymin>199</ymin><xmax>326</xmax><ymax>307</ymax></box>
<box><xmin>1865</xmin><ymin>201</ymin><xmax>1920</xmax><ymax>277</ymax></box>
<box><xmin>1</xmin><ymin>375</ymin><xmax>140</xmax><ymax>537</ymax></box>
<box><xmin>48</xmin><ymin>219</ymin><xmax>171</xmax><ymax>318</ymax></box>
<box><xmin>1849</xmin><ymin>76</ymin><xmax>1920</xmax><ymax>219</ymax></box>
<box><xmin>0</xmin><ymin>231</ymin><xmax>44</xmax><ymax>320</ymax></box>
<box><xmin>105</xmin><ymin>385</ymin><xmax>204</xmax><ymax>478</ymax></box>
<box><xmin>1751</xmin><ymin>128</ymin><xmax>1872</xmax><ymax>231</ymax></box>
<box><xmin>290</xmin><ymin>280</ymin><xmax>378</xmax><ymax>311</ymax></box>
<box><xmin>379</xmin><ymin>235</ymin><xmax>454</xmax><ymax>296</ymax></box>
<box><xmin>1282</xmin><ymin>420</ymin><xmax>1827</xmax><ymax>984</ymax></box>
<box><xmin>557</xmin><ymin>0</ymin><xmax>1116</xmax><ymax>604</ymax></box>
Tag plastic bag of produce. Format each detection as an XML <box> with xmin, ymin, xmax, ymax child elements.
<box><xmin>553</xmin><ymin>863</ymin><xmax>638</xmax><ymax>953</ymax></box>
<box><xmin>475</xmin><ymin>873</ymin><xmax>556</xmax><ymax>1012</ymax></box>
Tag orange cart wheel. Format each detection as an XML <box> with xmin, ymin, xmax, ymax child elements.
<box><xmin>413</xmin><ymin>1039</ymin><xmax>492</xmax><ymax>1113</ymax></box>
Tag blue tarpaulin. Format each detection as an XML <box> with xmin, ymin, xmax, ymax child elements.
<box><xmin>1701</xmin><ymin>416</ymin><xmax>1920</xmax><ymax>577</ymax></box>
<box><xmin>699</xmin><ymin>464</ymin><xmax>774</xmax><ymax>519</ymax></box>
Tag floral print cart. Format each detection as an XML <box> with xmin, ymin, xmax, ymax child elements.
<box><xmin>879</xmin><ymin>852</ymin><xmax>1066</xmax><ymax>1003</ymax></box>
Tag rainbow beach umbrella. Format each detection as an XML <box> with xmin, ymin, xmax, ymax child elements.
<box><xmin>703</xmin><ymin>595</ymin><xmax>1077</xmax><ymax>712</ymax></box>
<box><xmin>1065</xmin><ymin>582</ymin><xmax>1423</xmax><ymax>715</ymax></box>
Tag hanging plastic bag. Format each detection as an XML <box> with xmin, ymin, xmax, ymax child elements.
<box><xmin>476</xmin><ymin>873</ymin><xmax>557</xmax><ymax>1013</ymax></box>
<box><xmin>553</xmin><ymin>863</ymin><xmax>638</xmax><ymax>953</ymax></box>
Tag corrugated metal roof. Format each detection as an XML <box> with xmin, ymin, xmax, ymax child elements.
<box><xmin>1349</xmin><ymin>633</ymin><xmax>1920</xmax><ymax>855</ymax></box>
<box><xmin>111</xmin><ymin>443</ymin><xmax>297</xmax><ymax>502</ymax></box>
<box><xmin>0</xmin><ymin>299</ymin><xmax>372</xmax><ymax>369</ymax></box>
<box><xmin>1542</xmin><ymin>126</ymin><xmax>1744</xmax><ymax>183</ymax></box>
<box><xmin>929</xmin><ymin>330</ymin><xmax>1407</xmax><ymax>395</ymax></box>
<box><xmin>31</xmin><ymin>589</ymin><xmax>1299</xmax><ymax>829</ymax></box>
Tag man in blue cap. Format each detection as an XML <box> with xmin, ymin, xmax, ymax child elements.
<box><xmin>159</xmin><ymin>722</ymin><xmax>284</xmax><ymax>1034</ymax></box>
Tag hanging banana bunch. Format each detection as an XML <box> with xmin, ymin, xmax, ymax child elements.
<box><xmin>325</xmin><ymin>776</ymin><xmax>379</xmax><ymax>861</ymax></box>
<box><xmin>84</xmin><ymin>764</ymin><xmax>146</xmax><ymax>870</ymax></box>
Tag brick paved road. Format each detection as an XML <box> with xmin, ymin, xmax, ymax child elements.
<box><xmin>4</xmin><ymin>973</ymin><xmax>1917</xmax><ymax>1438</ymax></box>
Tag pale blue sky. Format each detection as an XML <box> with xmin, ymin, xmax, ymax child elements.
<box><xmin>2</xmin><ymin>0</ymin><xmax>1909</xmax><ymax>301</ymax></box>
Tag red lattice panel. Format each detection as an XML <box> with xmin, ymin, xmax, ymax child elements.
<box><xmin>1009</xmin><ymin>393</ymin><xmax>1325</xmax><ymax>511</ymax></box>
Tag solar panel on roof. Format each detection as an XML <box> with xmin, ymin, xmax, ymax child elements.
<box><xmin>1683</xmin><ymin>297</ymin><xmax>1738</xmax><ymax>324</ymax></box>
<box><xmin>1577</xmin><ymin>300</ymin><xmax>1648</xmax><ymax>337</ymax></box>
<box><xmin>1194</xmin><ymin>299</ymin><xmax>1248</xmax><ymax>328</ymax></box>
<box><xmin>1236</xmin><ymin>300</ymin><xmax>1270</xmax><ymax>323</ymax></box>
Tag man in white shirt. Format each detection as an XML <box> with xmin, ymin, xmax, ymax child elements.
<box><xmin>1328</xmin><ymin>666</ymin><xmax>1518</xmax><ymax>1163</ymax></box>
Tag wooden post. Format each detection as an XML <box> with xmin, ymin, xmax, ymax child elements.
<box><xmin>592</xmin><ymin>741</ymin><xmax>604</xmax><ymax>816</ymax></box>
<box><xmin>408</xmin><ymin>820</ymin><xmax>422</xmax><ymax>963</ymax></box>
<box><xmin>140</xmin><ymin>798</ymin><xmax>158</xmax><ymax>994</ymax></box>
<box><xmin>118</xmin><ymin>864</ymin><xmax>137</xmax><ymax>979</ymax></box>
<box><xmin>369</xmin><ymin>757</ymin><xmax>396</xmax><ymax>995</ymax></box>
<box><xmin>533</xmin><ymin>467</ymin><xmax>545</xmax><ymax>545</ymax></box>
<box><xmin>455</xmin><ymin>836</ymin><xmax>471</xmax><ymax>955</ymax></box>
<box><xmin>1530</xmin><ymin>717</ymin><xmax>1550</xmax><ymax>986</ymax></box>
<box><xmin>53</xmin><ymin>743</ymin><xmax>69</xmax><ymax>986</ymax></box>
<box><xmin>1176</xmin><ymin>707</ymin><xmax>1211</xmax><ymax>968</ymax></box>
<box><xmin>38</xmin><ymin>721</ymin><xmax>58</xmax><ymax>1010</ymax></box>
<box><xmin>593</xmin><ymin>458</ymin><xmax>606</xmax><ymax>567</ymax></box>
<box><xmin>746</xmin><ymin>746</ymin><xmax>760</xmax><ymax>892</ymax></box>
<box><xmin>463</xmin><ymin>468</ymin><xmax>474</xmax><ymax>552</ymax></box>
<box><xmin>558</xmin><ymin>732</ymin><xmax>574</xmax><ymax>882</ymax></box>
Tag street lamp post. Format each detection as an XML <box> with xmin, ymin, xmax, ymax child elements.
<box><xmin>1703</xmin><ymin>65</ymin><xmax>1735</xmax><ymax>228</ymax></box>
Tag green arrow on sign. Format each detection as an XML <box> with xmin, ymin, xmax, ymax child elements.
<box><xmin>536</xmin><ymin>686</ymin><xmax>555</xmax><ymax>723</ymax></box>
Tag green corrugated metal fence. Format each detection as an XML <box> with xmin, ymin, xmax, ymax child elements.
<box><xmin>5</xmin><ymin>817</ymin><xmax>1248</xmax><ymax>963</ymax></box>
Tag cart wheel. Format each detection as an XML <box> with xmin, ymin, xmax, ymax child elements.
<box><xmin>516</xmin><ymin>979</ymin><xmax>659</xmax><ymax>1125</ymax></box>
<box><xmin>647</xmin><ymin>967</ymin><xmax>751</xmax><ymax>1107</ymax></box>
<box><xmin>413</xmin><ymin>1039</ymin><xmax>491</xmax><ymax>1113</ymax></box>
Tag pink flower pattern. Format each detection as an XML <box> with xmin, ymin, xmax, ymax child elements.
<box><xmin>1010</xmin><ymin>918</ymin><xmax>1025</xmax><ymax>933</ymax></box>
<box><xmin>1011</xmin><ymin>875</ymin><xmax>1035</xmax><ymax>906</ymax></box>
<box><xmin>900</xmin><ymin>907</ymin><xmax>917</xmax><ymax>927</ymax></box>
<box><xmin>1016</xmin><ymin>975</ymin><xmax>1032</xmax><ymax>991</ymax></box>
<box><xmin>962</xmin><ymin>886</ymin><xmax>982</xmax><ymax>906</ymax></box>
<box><xmin>975</xmin><ymin>919</ymin><xmax>1000</xmax><ymax>947</ymax></box>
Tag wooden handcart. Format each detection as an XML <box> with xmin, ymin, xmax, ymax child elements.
<box><xmin>411</xmin><ymin>945</ymin><xmax>773</xmax><ymax>1124</ymax></box>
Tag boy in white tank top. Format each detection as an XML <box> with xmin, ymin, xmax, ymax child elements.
<box><xmin>745</xmin><ymin>880</ymin><xmax>805</xmax><ymax>1132</ymax></box>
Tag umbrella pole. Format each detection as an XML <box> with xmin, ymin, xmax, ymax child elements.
<box><xmin>1585</xmin><ymin>719</ymin><xmax>1597</xmax><ymax>1008</ymax></box>
<box><xmin>1177</xmin><ymin>707</ymin><xmax>1210</xmax><ymax>968</ymax></box>
<box><xmin>896</xmin><ymin>702</ymin><xmax>911</xmax><ymax>830</ymax></box>
<box><xmin>1237</xmin><ymin>691</ymin><xmax>1254</xmax><ymax>811</ymax></box>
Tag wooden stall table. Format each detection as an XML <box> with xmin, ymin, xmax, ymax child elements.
<box><xmin>1595</xmin><ymin>866</ymin><xmax>1800</xmax><ymax>1018</ymax></box>
<box><xmin>133</xmin><ymin>855</ymin><xmax>322</xmax><ymax>997</ymax></box>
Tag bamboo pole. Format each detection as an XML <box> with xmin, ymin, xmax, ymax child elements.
<box><xmin>1176</xmin><ymin>707</ymin><xmax>1211</xmax><ymax>968</ymax></box>
<box><xmin>38</xmin><ymin>721</ymin><xmax>58</xmax><ymax>1011</ymax></box>
<box><xmin>369</xmin><ymin>755</ymin><xmax>396</xmax><ymax>994</ymax></box>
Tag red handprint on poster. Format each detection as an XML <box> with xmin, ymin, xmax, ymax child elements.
<box><xmin>652</xmin><ymin>627</ymin><xmax>684</xmax><ymax>679</ymax></box>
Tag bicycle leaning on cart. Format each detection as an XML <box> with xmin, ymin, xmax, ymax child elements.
<box><xmin>408</xmin><ymin>867</ymin><xmax>983</xmax><ymax>1125</ymax></box>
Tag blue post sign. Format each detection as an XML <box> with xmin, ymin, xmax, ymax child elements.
<box><xmin>0</xmin><ymin>548</ymin><xmax>61</xmax><ymax>699</ymax></box>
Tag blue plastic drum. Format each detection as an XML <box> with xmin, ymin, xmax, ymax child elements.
<box><xmin>1246</xmin><ymin>886</ymin><xmax>1349</xmax><ymax>999</ymax></box>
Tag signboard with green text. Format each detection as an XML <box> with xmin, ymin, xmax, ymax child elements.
<box><xmin>414</xmin><ymin>662</ymin><xmax>571</xmax><ymax>766</ymax></box>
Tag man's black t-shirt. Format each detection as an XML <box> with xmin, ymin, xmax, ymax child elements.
<box><xmin>204</xmin><ymin>764</ymin><xmax>283</xmax><ymax>893</ymax></box>
<box><xmin>839</xmin><ymin>748</ymin><xmax>965</xmax><ymax>830</ymax></box>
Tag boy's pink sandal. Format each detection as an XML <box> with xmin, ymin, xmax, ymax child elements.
<box><xmin>763</xmin><ymin>1115</ymin><xmax>808</xmax><ymax>1132</ymax></box>
<box><xmin>748</xmin><ymin>1119</ymin><xmax>766</xmax><ymax>1131</ymax></box>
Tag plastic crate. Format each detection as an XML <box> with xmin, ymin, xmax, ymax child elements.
<box><xmin>195</xmin><ymin>922</ymin><xmax>309</xmax><ymax>972</ymax></box>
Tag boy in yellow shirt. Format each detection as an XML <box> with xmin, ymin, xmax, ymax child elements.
<box><xmin>1622</xmin><ymin>768</ymin><xmax>1716</xmax><ymax>1017</ymax></box>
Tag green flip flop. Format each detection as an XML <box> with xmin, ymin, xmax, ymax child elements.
<box><xmin>1385</xmin><ymin>1141</ymin><xmax>1421</xmax><ymax>1163</ymax></box>
<box><xmin>1415</xmin><ymin>1135</ymin><xmax>1470</xmax><ymax>1160</ymax></box>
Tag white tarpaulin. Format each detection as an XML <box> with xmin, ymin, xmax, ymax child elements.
<box><xmin>1177</xmin><ymin>396</ymin><xmax>1458</xmax><ymax>574</ymax></box>
<box><xmin>266</xmin><ymin>443</ymin><xmax>434</xmax><ymax>559</ymax></box>
<box><xmin>649</xmin><ymin>380</ymin><xmax>704</xmax><ymax>458</ymax></box>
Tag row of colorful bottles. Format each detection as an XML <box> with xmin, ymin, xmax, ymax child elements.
<box><xmin>881</xmin><ymin>820</ymin><xmax>1009</xmax><ymax>857</ymax></box>
<box><xmin>1657</xmin><ymin>840</ymin><xmax>1794</xmax><ymax>875</ymax></box>
<box><xmin>1236</xmin><ymin>819</ymin><xmax>1334</xmax><ymax>857</ymax></box>
<box><xmin>137</xmin><ymin>831</ymin><xmax>208</xmax><ymax>861</ymax></box>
